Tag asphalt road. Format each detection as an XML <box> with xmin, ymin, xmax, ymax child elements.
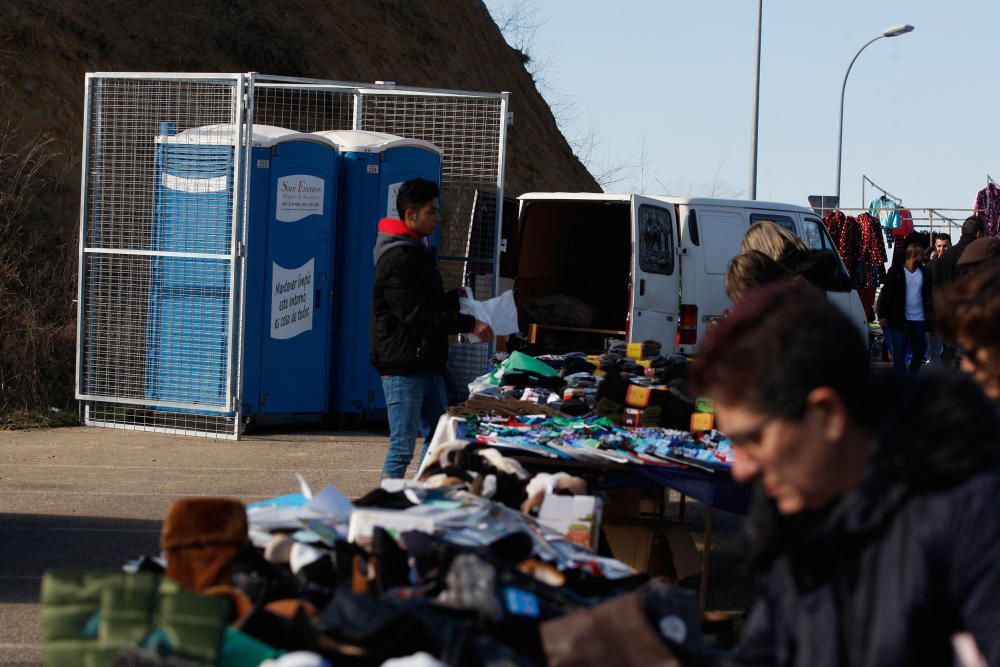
<box><xmin>0</xmin><ymin>424</ymin><xmax>749</xmax><ymax>666</ymax></box>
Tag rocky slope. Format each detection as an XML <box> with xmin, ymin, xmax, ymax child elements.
<box><xmin>0</xmin><ymin>0</ymin><xmax>597</xmax><ymax>195</ymax></box>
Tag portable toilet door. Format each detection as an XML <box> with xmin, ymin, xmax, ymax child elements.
<box><xmin>148</xmin><ymin>123</ymin><xmax>236</xmax><ymax>410</ymax></box>
<box><xmin>240</xmin><ymin>128</ymin><xmax>339</xmax><ymax>420</ymax></box>
<box><xmin>312</xmin><ymin>130</ymin><xmax>442</xmax><ymax>418</ymax></box>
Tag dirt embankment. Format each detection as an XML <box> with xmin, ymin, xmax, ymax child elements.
<box><xmin>0</xmin><ymin>0</ymin><xmax>599</xmax><ymax>414</ymax></box>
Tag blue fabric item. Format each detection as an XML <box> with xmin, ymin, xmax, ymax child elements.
<box><xmin>381</xmin><ymin>374</ymin><xmax>447</xmax><ymax>479</ymax></box>
<box><xmin>868</xmin><ymin>197</ymin><xmax>902</xmax><ymax>230</ymax></box>
<box><xmin>81</xmin><ymin>611</ymin><xmax>100</xmax><ymax>639</ymax></box>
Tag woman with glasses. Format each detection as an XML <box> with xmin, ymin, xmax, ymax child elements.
<box><xmin>693</xmin><ymin>282</ymin><xmax>1000</xmax><ymax>667</ymax></box>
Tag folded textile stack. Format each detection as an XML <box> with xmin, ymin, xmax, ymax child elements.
<box><xmin>463</xmin><ymin>341</ymin><xmax>696</xmax><ymax>429</ymax></box>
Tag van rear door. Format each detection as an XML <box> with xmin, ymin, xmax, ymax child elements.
<box><xmin>629</xmin><ymin>196</ymin><xmax>680</xmax><ymax>350</ymax></box>
<box><xmin>676</xmin><ymin>204</ymin><xmax>748</xmax><ymax>354</ymax></box>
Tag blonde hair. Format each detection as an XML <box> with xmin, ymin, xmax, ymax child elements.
<box><xmin>740</xmin><ymin>221</ymin><xmax>807</xmax><ymax>261</ymax></box>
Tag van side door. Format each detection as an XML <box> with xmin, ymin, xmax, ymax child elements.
<box><xmin>629</xmin><ymin>196</ymin><xmax>679</xmax><ymax>350</ymax></box>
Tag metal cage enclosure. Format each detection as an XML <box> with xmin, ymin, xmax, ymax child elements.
<box><xmin>77</xmin><ymin>73</ymin><xmax>509</xmax><ymax>438</ymax></box>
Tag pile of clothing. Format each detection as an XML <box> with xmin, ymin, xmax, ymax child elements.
<box><xmin>463</xmin><ymin>341</ymin><xmax>696</xmax><ymax>430</ymax></box>
<box><xmin>41</xmin><ymin>446</ymin><xmax>724</xmax><ymax>666</ymax></box>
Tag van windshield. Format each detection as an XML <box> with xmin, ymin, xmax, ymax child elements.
<box><xmin>803</xmin><ymin>217</ymin><xmax>835</xmax><ymax>251</ymax></box>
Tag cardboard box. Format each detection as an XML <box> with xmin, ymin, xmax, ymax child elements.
<box><xmin>690</xmin><ymin>412</ymin><xmax>715</xmax><ymax>431</ymax></box>
<box><xmin>602</xmin><ymin>520</ymin><xmax>701</xmax><ymax>581</ymax></box>
<box><xmin>537</xmin><ymin>494</ymin><xmax>603</xmax><ymax>551</ymax></box>
<box><xmin>603</xmin><ymin>487</ymin><xmax>664</xmax><ymax>519</ymax></box>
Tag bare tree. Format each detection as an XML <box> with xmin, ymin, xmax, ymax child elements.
<box><xmin>486</xmin><ymin>0</ymin><xmax>548</xmax><ymax>81</ymax></box>
<box><xmin>695</xmin><ymin>151</ymin><xmax>745</xmax><ymax>199</ymax></box>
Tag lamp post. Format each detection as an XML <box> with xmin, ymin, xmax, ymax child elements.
<box><xmin>749</xmin><ymin>0</ymin><xmax>762</xmax><ymax>200</ymax></box>
<box><xmin>834</xmin><ymin>23</ymin><xmax>914</xmax><ymax>204</ymax></box>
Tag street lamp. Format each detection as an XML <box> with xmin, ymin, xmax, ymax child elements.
<box><xmin>749</xmin><ymin>0</ymin><xmax>762</xmax><ymax>200</ymax></box>
<box><xmin>834</xmin><ymin>23</ymin><xmax>914</xmax><ymax>204</ymax></box>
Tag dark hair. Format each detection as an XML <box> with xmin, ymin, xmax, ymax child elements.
<box><xmin>933</xmin><ymin>232</ymin><xmax>952</xmax><ymax>244</ymax></box>
<box><xmin>905</xmin><ymin>243</ymin><xmax>925</xmax><ymax>261</ymax></box>
<box><xmin>962</xmin><ymin>215</ymin><xmax>986</xmax><ymax>237</ymax></box>
<box><xmin>396</xmin><ymin>178</ymin><xmax>439</xmax><ymax>219</ymax></box>
<box><xmin>692</xmin><ymin>282</ymin><xmax>871</xmax><ymax>424</ymax></box>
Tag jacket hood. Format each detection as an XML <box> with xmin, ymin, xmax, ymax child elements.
<box><xmin>373</xmin><ymin>217</ymin><xmax>427</xmax><ymax>266</ymax></box>
<box><xmin>745</xmin><ymin>369</ymin><xmax>1000</xmax><ymax>571</ymax></box>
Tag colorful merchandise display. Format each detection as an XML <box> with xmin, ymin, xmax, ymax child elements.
<box><xmin>464</xmin><ymin>415</ymin><xmax>733</xmax><ymax>470</ymax></box>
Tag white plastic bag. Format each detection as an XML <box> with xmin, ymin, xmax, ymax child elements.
<box><xmin>458</xmin><ymin>289</ymin><xmax>519</xmax><ymax>341</ymax></box>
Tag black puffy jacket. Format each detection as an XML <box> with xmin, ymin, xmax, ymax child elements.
<box><xmin>934</xmin><ymin>230</ymin><xmax>979</xmax><ymax>291</ymax></box>
<box><xmin>727</xmin><ymin>371</ymin><xmax>1000</xmax><ymax>667</ymax></box>
<box><xmin>369</xmin><ymin>219</ymin><xmax>474</xmax><ymax>376</ymax></box>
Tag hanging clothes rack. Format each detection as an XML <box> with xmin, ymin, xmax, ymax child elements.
<box><xmin>861</xmin><ymin>175</ymin><xmax>903</xmax><ymax>208</ymax></box>
<box><xmin>977</xmin><ymin>175</ymin><xmax>1000</xmax><ymax>238</ymax></box>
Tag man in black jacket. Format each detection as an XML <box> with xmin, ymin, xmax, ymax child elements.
<box><xmin>692</xmin><ymin>282</ymin><xmax>1000</xmax><ymax>667</ymax></box>
<box><xmin>370</xmin><ymin>178</ymin><xmax>493</xmax><ymax>478</ymax></box>
<box><xmin>876</xmin><ymin>241</ymin><xmax>933</xmax><ymax>375</ymax></box>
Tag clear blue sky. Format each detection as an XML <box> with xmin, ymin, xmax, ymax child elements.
<box><xmin>485</xmin><ymin>0</ymin><xmax>998</xmax><ymax>211</ymax></box>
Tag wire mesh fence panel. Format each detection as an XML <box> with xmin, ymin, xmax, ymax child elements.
<box><xmin>359</xmin><ymin>94</ymin><xmax>504</xmax><ymax>293</ymax></box>
<box><xmin>252</xmin><ymin>85</ymin><xmax>355</xmax><ymax>133</ymax></box>
<box><xmin>359</xmin><ymin>92</ymin><xmax>507</xmax><ymax>382</ymax></box>
<box><xmin>77</xmin><ymin>75</ymin><xmax>244</xmax><ymax>438</ymax></box>
<box><xmin>84</xmin><ymin>401</ymin><xmax>239</xmax><ymax>439</ymax></box>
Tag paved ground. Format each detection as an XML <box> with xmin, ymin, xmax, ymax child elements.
<box><xmin>0</xmin><ymin>424</ymin><xmax>749</xmax><ymax>666</ymax></box>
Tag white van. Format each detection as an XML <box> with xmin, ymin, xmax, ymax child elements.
<box><xmin>504</xmin><ymin>193</ymin><xmax>867</xmax><ymax>355</ymax></box>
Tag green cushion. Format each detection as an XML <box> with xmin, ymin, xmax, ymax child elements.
<box><xmin>41</xmin><ymin>570</ymin><xmax>228</xmax><ymax>667</ymax></box>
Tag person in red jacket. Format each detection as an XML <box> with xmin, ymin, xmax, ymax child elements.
<box><xmin>369</xmin><ymin>178</ymin><xmax>493</xmax><ymax>478</ymax></box>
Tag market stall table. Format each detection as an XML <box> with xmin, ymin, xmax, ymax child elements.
<box><xmin>419</xmin><ymin>414</ymin><xmax>752</xmax><ymax>610</ymax></box>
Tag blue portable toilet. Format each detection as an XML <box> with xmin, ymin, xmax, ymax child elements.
<box><xmin>312</xmin><ymin>130</ymin><xmax>443</xmax><ymax>418</ymax></box>
<box><xmin>150</xmin><ymin>123</ymin><xmax>339</xmax><ymax>423</ymax></box>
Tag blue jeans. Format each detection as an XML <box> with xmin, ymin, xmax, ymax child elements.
<box><xmin>381</xmin><ymin>374</ymin><xmax>447</xmax><ymax>479</ymax></box>
<box><xmin>886</xmin><ymin>321</ymin><xmax>926</xmax><ymax>376</ymax></box>
<box><xmin>927</xmin><ymin>329</ymin><xmax>945</xmax><ymax>366</ymax></box>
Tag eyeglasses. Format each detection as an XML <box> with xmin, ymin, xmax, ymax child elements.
<box><xmin>724</xmin><ymin>414</ymin><xmax>777</xmax><ymax>448</ymax></box>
